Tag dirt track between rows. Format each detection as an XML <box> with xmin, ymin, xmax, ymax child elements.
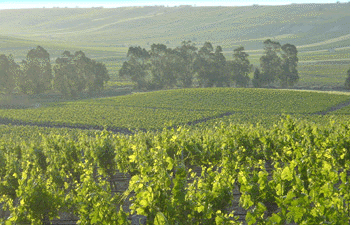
<box><xmin>312</xmin><ymin>100</ymin><xmax>350</xmax><ymax>115</ymax></box>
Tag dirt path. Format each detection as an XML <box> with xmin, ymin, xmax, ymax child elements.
<box><xmin>312</xmin><ymin>100</ymin><xmax>350</xmax><ymax>115</ymax></box>
<box><xmin>0</xmin><ymin>116</ymin><xmax>134</xmax><ymax>135</ymax></box>
<box><xmin>168</xmin><ymin>111</ymin><xmax>235</xmax><ymax>129</ymax></box>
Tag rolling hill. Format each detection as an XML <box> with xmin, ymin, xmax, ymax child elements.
<box><xmin>0</xmin><ymin>3</ymin><xmax>350</xmax><ymax>55</ymax></box>
<box><xmin>0</xmin><ymin>88</ymin><xmax>349</xmax><ymax>131</ymax></box>
<box><xmin>0</xmin><ymin>3</ymin><xmax>350</xmax><ymax>89</ymax></box>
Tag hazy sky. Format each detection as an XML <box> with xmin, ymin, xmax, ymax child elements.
<box><xmin>0</xmin><ymin>0</ymin><xmax>350</xmax><ymax>9</ymax></box>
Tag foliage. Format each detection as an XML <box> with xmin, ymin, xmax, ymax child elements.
<box><xmin>0</xmin><ymin>116</ymin><xmax>349</xmax><ymax>225</ymax></box>
<box><xmin>195</xmin><ymin>43</ymin><xmax>228</xmax><ymax>87</ymax></box>
<box><xmin>258</xmin><ymin>39</ymin><xmax>283</xmax><ymax>86</ymax></box>
<box><xmin>0</xmin><ymin>47</ymin><xmax>109</xmax><ymax>97</ymax></box>
<box><xmin>227</xmin><ymin>46</ymin><xmax>251</xmax><ymax>87</ymax></box>
<box><xmin>252</xmin><ymin>67</ymin><xmax>262</xmax><ymax>88</ymax></box>
<box><xmin>174</xmin><ymin>40</ymin><xmax>197</xmax><ymax>88</ymax></box>
<box><xmin>19</xmin><ymin>46</ymin><xmax>52</xmax><ymax>95</ymax></box>
<box><xmin>0</xmin><ymin>54</ymin><xmax>19</xmax><ymax>94</ymax></box>
<box><xmin>74</xmin><ymin>165</ymin><xmax>129</xmax><ymax>225</ymax></box>
<box><xmin>344</xmin><ymin>69</ymin><xmax>349</xmax><ymax>90</ymax></box>
<box><xmin>119</xmin><ymin>46</ymin><xmax>150</xmax><ymax>90</ymax></box>
<box><xmin>280</xmin><ymin>43</ymin><xmax>299</xmax><ymax>87</ymax></box>
<box><xmin>118</xmin><ymin>39</ymin><xmax>299</xmax><ymax>90</ymax></box>
<box><xmin>149</xmin><ymin>43</ymin><xmax>177</xmax><ymax>89</ymax></box>
<box><xmin>0</xmin><ymin>88</ymin><xmax>349</xmax><ymax>131</ymax></box>
<box><xmin>53</xmin><ymin>51</ymin><xmax>110</xmax><ymax>98</ymax></box>
<box><xmin>257</xmin><ymin>40</ymin><xmax>299</xmax><ymax>88</ymax></box>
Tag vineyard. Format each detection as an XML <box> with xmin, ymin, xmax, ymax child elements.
<box><xmin>0</xmin><ymin>88</ymin><xmax>350</xmax><ymax>130</ymax></box>
<box><xmin>0</xmin><ymin>116</ymin><xmax>350</xmax><ymax>225</ymax></box>
<box><xmin>0</xmin><ymin>87</ymin><xmax>350</xmax><ymax>225</ymax></box>
<box><xmin>0</xmin><ymin>1</ymin><xmax>350</xmax><ymax>224</ymax></box>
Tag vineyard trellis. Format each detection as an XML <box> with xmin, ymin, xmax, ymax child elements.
<box><xmin>0</xmin><ymin>116</ymin><xmax>350</xmax><ymax>225</ymax></box>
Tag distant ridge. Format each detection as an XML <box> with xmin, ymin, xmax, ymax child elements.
<box><xmin>0</xmin><ymin>2</ymin><xmax>349</xmax><ymax>52</ymax></box>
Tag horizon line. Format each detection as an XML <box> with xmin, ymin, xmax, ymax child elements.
<box><xmin>0</xmin><ymin>1</ymin><xmax>350</xmax><ymax>10</ymax></box>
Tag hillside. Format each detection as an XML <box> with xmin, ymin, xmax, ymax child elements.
<box><xmin>0</xmin><ymin>4</ymin><xmax>351</xmax><ymax>221</ymax></box>
<box><xmin>0</xmin><ymin>3</ymin><xmax>350</xmax><ymax>90</ymax></box>
<box><xmin>0</xmin><ymin>3</ymin><xmax>350</xmax><ymax>54</ymax></box>
<box><xmin>0</xmin><ymin>88</ymin><xmax>350</xmax><ymax>131</ymax></box>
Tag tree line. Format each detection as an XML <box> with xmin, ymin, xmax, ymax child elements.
<box><xmin>1</xmin><ymin>43</ymin><xmax>349</xmax><ymax>98</ymax></box>
<box><xmin>0</xmin><ymin>46</ymin><xmax>110</xmax><ymax>98</ymax></box>
<box><xmin>119</xmin><ymin>39</ymin><xmax>300</xmax><ymax>90</ymax></box>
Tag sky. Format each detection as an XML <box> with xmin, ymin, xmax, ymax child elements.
<box><xmin>0</xmin><ymin>0</ymin><xmax>350</xmax><ymax>9</ymax></box>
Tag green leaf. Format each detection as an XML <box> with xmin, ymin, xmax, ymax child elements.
<box><xmin>166</xmin><ymin>157</ymin><xmax>174</xmax><ymax>171</ymax></box>
<box><xmin>137</xmin><ymin>208</ymin><xmax>145</xmax><ymax>215</ymax></box>
<box><xmin>196</xmin><ymin>205</ymin><xmax>205</xmax><ymax>213</ymax></box>
<box><xmin>281</xmin><ymin>166</ymin><xmax>293</xmax><ymax>181</ymax></box>
<box><xmin>276</xmin><ymin>183</ymin><xmax>283</xmax><ymax>196</ymax></box>
<box><xmin>269</xmin><ymin>213</ymin><xmax>282</xmax><ymax>224</ymax></box>
<box><xmin>129</xmin><ymin>154</ymin><xmax>136</xmax><ymax>162</ymax></box>
<box><xmin>64</xmin><ymin>182</ymin><xmax>69</xmax><ymax>190</ymax></box>
<box><xmin>131</xmin><ymin>175</ymin><xmax>139</xmax><ymax>183</ymax></box>
<box><xmin>154</xmin><ymin>212</ymin><xmax>167</xmax><ymax>225</ymax></box>
<box><xmin>140</xmin><ymin>199</ymin><xmax>149</xmax><ymax>207</ymax></box>
<box><xmin>246</xmin><ymin>212</ymin><xmax>257</xmax><ymax>225</ymax></box>
<box><xmin>215</xmin><ymin>215</ymin><xmax>224</xmax><ymax>225</ymax></box>
<box><xmin>241</xmin><ymin>194</ymin><xmax>253</xmax><ymax>209</ymax></box>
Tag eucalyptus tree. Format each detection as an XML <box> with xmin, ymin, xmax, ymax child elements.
<box><xmin>227</xmin><ymin>46</ymin><xmax>251</xmax><ymax>87</ymax></box>
<box><xmin>194</xmin><ymin>42</ymin><xmax>228</xmax><ymax>87</ymax></box>
<box><xmin>0</xmin><ymin>54</ymin><xmax>20</xmax><ymax>94</ymax></box>
<box><xmin>54</xmin><ymin>50</ymin><xmax>109</xmax><ymax>98</ymax></box>
<box><xmin>119</xmin><ymin>46</ymin><xmax>150</xmax><ymax>89</ymax></box>
<box><xmin>259</xmin><ymin>39</ymin><xmax>282</xmax><ymax>87</ymax></box>
<box><xmin>149</xmin><ymin>43</ymin><xmax>177</xmax><ymax>89</ymax></box>
<box><xmin>173</xmin><ymin>41</ymin><xmax>198</xmax><ymax>88</ymax></box>
<box><xmin>213</xmin><ymin>45</ymin><xmax>228</xmax><ymax>87</ymax></box>
<box><xmin>252</xmin><ymin>67</ymin><xmax>262</xmax><ymax>88</ymax></box>
<box><xmin>20</xmin><ymin>46</ymin><xmax>52</xmax><ymax>95</ymax></box>
<box><xmin>194</xmin><ymin>42</ymin><xmax>215</xmax><ymax>87</ymax></box>
<box><xmin>53</xmin><ymin>51</ymin><xmax>84</xmax><ymax>98</ymax></box>
<box><xmin>280</xmin><ymin>43</ymin><xmax>299</xmax><ymax>88</ymax></box>
<box><xmin>257</xmin><ymin>40</ymin><xmax>299</xmax><ymax>88</ymax></box>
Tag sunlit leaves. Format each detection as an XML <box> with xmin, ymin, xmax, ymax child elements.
<box><xmin>0</xmin><ymin>116</ymin><xmax>350</xmax><ymax>225</ymax></box>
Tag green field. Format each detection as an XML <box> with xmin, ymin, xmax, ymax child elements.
<box><xmin>297</xmin><ymin>63</ymin><xmax>350</xmax><ymax>89</ymax></box>
<box><xmin>0</xmin><ymin>88</ymin><xmax>349</xmax><ymax>131</ymax></box>
<box><xmin>0</xmin><ymin>108</ymin><xmax>350</xmax><ymax>225</ymax></box>
<box><xmin>0</xmin><ymin>3</ymin><xmax>350</xmax><ymax>225</ymax></box>
<box><xmin>0</xmin><ymin>82</ymin><xmax>350</xmax><ymax>226</ymax></box>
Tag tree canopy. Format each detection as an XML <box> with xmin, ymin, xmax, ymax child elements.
<box><xmin>253</xmin><ymin>40</ymin><xmax>299</xmax><ymax>88</ymax></box>
<box><xmin>0</xmin><ymin>47</ymin><xmax>109</xmax><ymax>97</ymax></box>
<box><xmin>0</xmin><ymin>40</ymin><xmax>302</xmax><ymax>96</ymax></box>
<box><xmin>0</xmin><ymin>54</ymin><xmax>18</xmax><ymax>94</ymax></box>
<box><xmin>54</xmin><ymin>51</ymin><xmax>110</xmax><ymax>97</ymax></box>
<box><xmin>120</xmin><ymin>41</ymin><xmax>253</xmax><ymax>90</ymax></box>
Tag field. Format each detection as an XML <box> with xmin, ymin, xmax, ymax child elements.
<box><xmin>0</xmin><ymin>108</ymin><xmax>350</xmax><ymax>225</ymax></box>
<box><xmin>0</xmin><ymin>2</ymin><xmax>350</xmax><ymax>225</ymax></box>
<box><xmin>0</xmin><ymin>82</ymin><xmax>350</xmax><ymax>226</ymax></box>
<box><xmin>0</xmin><ymin>88</ymin><xmax>350</xmax><ymax>132</ymax></box>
